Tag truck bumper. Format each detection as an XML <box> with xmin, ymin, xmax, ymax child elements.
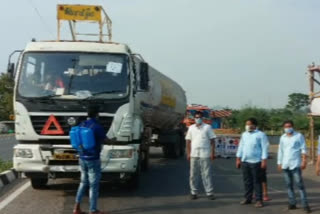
<box><xmin>24</xmin><ymin>171</ymin><xmax>135</xmax><ymax>181</ymax></box>
<box><xmin>14</xmin><ymin>144</ymin><xmax>139</xmax><ymax>178</ymax></box>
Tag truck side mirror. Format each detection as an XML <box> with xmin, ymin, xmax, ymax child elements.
<box><xmin>7</xmin><ymin>63</ymin><xmax>15</xmax><ymax>79</ymax></box>
<box><xmin>139</xmin><ymin>62</ymin><xmax>149</xmax><ymax>90</ymax></box>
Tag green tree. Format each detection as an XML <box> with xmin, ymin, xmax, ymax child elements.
<box><xmin>292</xmin><ymin>113</ymin><xmax>309</xmax><ymax>131</ymax></box>
<box><xmin>268</xmin><ymin>108</ymin><xmax>293</xmax><ymax>131</ymax></box>
<box><xmin>226</xmin><ymin>107</ymin><xmax>270</xmax><ymax>131</ymax></box>
<box><xmin>0</xmin><ymin>73</ymin><xmax>14</xmax><ymax>120</ymax></box>
<box><xmin>286</xmin><ymin>93</ymin><xmax>309</xmax><ymax>111</ymax></box>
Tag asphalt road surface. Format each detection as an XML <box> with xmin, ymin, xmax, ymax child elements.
<box><xmin>0</xmin><ymin>135</ymin><xmax>16</xmax><ymax>161</ymax></box>
<box><xmin>0</xmin><ymin>147</ymin><xmax>320</xmax><ymax>214</ymax></box>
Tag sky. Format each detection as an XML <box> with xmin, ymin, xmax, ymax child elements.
<box><xmin>1</xmin><ymin>0</ymin><xmax>320</xmax><ymax>109</ymax></box>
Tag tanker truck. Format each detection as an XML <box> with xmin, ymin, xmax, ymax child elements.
<box><xmin>8</xmin><ymin>4</ymin><xmax>186</xmax><ymax>189</ymax></box>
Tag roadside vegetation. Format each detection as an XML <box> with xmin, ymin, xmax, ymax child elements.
<box><xmin>224</xmin><ymin>93</ymin><xmax>313</xmax><ymax>135</ymax></box>
<box><xmin>0</xmin><ymin>158</ymin><xmax>13</xmax><ymax>173</ymax></box>
<box><xmin>0</xmin><ymin>73</ymin><xmax>14</xmax><ymax>121</ymax></box>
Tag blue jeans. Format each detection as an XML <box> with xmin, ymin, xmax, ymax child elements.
<box><xmin>76</xmin><ymin>159</ymin><xmax>101</xmax><ymax>212</ymax></box>
<box><xmin>283</xmin><ymin>168</ymin><xmax>309</xmax><ymax>207</ymax></box>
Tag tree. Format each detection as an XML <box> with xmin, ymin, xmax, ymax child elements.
<box><xmin>0</xmin><ymin>74</ymin><xmax>14</xmax><ymax>120</ymax></box>
<box><xmin>286</xmin><ymin>93</ymin><xmax>309</xmax><ymax>112</ymax></box>
<box><xmin>226</xmin><ymin>107</ymin><xmax>270</xmax><ymax>131</ymax></box>
<box><xmin>268</xmin><ymin>108</ymin><xmax>293</xmax><ymax>131</ymax></box>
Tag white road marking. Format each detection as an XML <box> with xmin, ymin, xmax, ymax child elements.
<box><xmin>0</xmin><ymin>181</ymin><xmax>31</xmax><ymax>211</ymax></box>
<box><xmin>213</xmin><ymin>173</ymin><xmax>282</xmax><ymax>177</ymax></box>
<box><xmin>269</xmin><ymin>186</ymin><xmax>285</xmax><ymax>193</ymax></box>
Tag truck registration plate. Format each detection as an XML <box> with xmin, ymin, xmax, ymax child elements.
<box><xmin>53</xmin><ymin>153</ymin><xmax>77</xmax><ymax>160</ymax></box>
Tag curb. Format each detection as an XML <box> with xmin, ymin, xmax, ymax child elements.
<box><xmin>0</xmin><ymin>169</ymin><xmax>19</xmax><ymax>190</ymax></box>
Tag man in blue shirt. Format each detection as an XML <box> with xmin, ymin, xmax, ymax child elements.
<box><xmin>236</xmin><ymin>118</ymin><xmax>269</xmax><ymax>208</ymax></box>
<box><xmin>73</xmin><ymin>105</ymin><xmax>107</xmax><ymax>214</ymax></box>
<box><xmin>277</xmin><ymin>120</ymin><xmax>311</xmax><ymax>213</ymax></box>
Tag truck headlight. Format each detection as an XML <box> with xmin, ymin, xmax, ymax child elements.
<box><xmin>109</xmin><ymin>149</ymin><xmax>133</xmax><ymax>159</ymax></box>
<box><xmin>14</xmin><ymin>149</ymin><xmax>33</xmax><ymax>158</ymax></box>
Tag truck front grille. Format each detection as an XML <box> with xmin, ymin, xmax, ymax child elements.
<box><xmin>30</xmin><ymin>115</ymin><xmax>113</xmax><ymax>136</ymax></box>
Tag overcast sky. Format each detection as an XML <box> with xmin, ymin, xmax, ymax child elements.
<box><xmin>1</xmin><ymin>0</ymin><xmax>320</xmax><ymax>109</ymax></box>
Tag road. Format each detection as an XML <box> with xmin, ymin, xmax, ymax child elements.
<box><xmin>0</xmin><ymin>147</ymin><xmax>320</xmax><ymax>214</ymax></box>
<box><xmin>0</xmin><ymin>135</ymin><xmax>17</xmax><ymax>161</ymax></box>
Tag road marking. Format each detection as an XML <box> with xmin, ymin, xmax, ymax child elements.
<box><xmin>213</xmin><ymin>173</ymin><xmax>282</xmax><ymax>177</ymax></box>
<box><xmin>269</xmin><ymin>186</ymin><xmax>285</xmax><ymax>193</ymax></box>
<box><xmin>0</xmin><ymin>181</ymin><xmax>30</xmax><ymax>211</ymax></box>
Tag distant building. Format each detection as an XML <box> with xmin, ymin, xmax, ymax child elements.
<box><xmin>211</xmin><ymin>110</ymin><xmax>232</xmax><ymax>129</ymax></box>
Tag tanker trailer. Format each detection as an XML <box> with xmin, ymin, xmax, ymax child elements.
<box><xmin>133</xmin><ymin>56</ymin><xmax>187</xmax><ymax>159</ymax></box>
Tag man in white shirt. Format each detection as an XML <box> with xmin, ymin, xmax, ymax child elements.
<box><xmin>186</xmin><ymin>111</ymin><xmax>216</xmax><ymax>200</ymax></box>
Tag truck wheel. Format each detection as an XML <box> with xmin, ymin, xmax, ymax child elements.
<box><xmin>127</xmin><ymin>173</ymin><xmax>140</xmax><ymax>189</ymax></box>
<box><xmin>141</xmin><ymin>149</ymin><xmax>150</xmax><ymax>172</ymax></box>
<box><xmin>30</xmin><ymin>178</ymin><xmax>48</xmax><ymax>189</ymax></box>
<box><xmin>127</xmin><ymin>166</ymin><xmax>140</xmax><ymax>189</ymax></box>
<box><xmin>163</xmin><ymin>146</ymin><xmax>170</xmax><ymax>158</ymax></box>
<box><xmin>171</xmin><ymin>143</ymin><xmax>180</xmax><ymax>158</ymax></box>
<box><xmin>179</xmin><ymin>136</ymin><xmax>186</xmax><ymax>157</ymax></box>
<box><xmin>165</xmin><ymin>143</ymin><xmax>180</xmax><ymax>159</ymax></box>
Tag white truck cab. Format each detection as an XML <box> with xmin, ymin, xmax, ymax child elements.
<box><xmin>12</xmin><ymin>41</ymin><xmax>146</xmax><ymax>189</ymax></box>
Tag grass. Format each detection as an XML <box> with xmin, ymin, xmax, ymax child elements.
<box><xmin>0</xmin><ymin>158</ymin><xmax>13</xmax><ymax>173</ymax></box>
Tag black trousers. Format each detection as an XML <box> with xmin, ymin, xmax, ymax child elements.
<box><xmin>242</xmin><ymin>162</ymin><xmax>263</xmax><ymax>202</ymax></box>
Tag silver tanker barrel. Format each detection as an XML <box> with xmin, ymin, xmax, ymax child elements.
<box><xmin>134</xmin><ymin>56</ymin><xmax>187</xmax><ymax>158</ymax></box>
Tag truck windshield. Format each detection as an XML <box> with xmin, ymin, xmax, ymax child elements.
<box><xmin>17</xmin><ymin>52</ymin><xmax>129</xmax><ymax>99</ymax></box>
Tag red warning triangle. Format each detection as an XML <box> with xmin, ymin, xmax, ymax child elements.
<box><xmin>41</xmin><ymin>115</ymin><xmax>64</xmax><ymax>135</ymax></box>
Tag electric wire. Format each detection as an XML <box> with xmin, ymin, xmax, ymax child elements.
<box><xmin>27</xmin><ymin>0</ymin><xmax>55</xmax><ymax>39</ymax></box>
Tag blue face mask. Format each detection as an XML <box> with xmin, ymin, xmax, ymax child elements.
<box><xmin>284</xmin><ymin>128</ymin><xmax>294</xmax><ymax>134</ymax></box>
<box><xmin>195</xmin><ymin>118</ymin><xmax>203</xmax><ymax>125</ymax></box>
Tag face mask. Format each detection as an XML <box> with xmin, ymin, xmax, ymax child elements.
<box><xmin>284</xmin><ymin>128</ymin><xmax>294</xmax><ymax>134</ymax></box>
<box><xmin>195</xmin><ymin>118</ymin><xmax>203</xmax><ymax>125</ymax></box>
<box><xmin>245</xmin><ymin>125</ymin><xmax>254</xmax><ymax>132</ymax></box>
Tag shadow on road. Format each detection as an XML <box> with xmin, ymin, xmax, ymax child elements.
<box><xmin>52</xmin><ymin>151</ymin><xmax>320</xmax><ymax>214</ymax></box>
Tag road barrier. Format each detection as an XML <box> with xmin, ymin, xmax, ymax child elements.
<box><xmin>215</xmin><ymin>135</ymin><xmax>240</xmax><ymax>158</ymax></box>
<box><xmin>0</xmin><ymin>169</ymin><xmax>19</xmax><ymax>190</ymax></box>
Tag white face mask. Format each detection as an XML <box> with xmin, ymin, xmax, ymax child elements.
<box><xmin>284</xmin><ymin>128</ymin><xmax>294</xmax><ymax>134</ymax></box>
<box><xmin>195</xmin><ymin>118</ymin><xmax>203</xmax><ymax>125</ymax></box>
<box><xmin>245</xmin><ymin>125</ymin><xmax>256</xmax><ymax>132</ymax></box>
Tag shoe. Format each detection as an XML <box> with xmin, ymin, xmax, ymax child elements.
<box><xmin>240</xmin><ymin>199</ymin><xmax>251</xmax><ymax>205</ymax></box>
<box><xmin>208</xmin><ymin>195</ymin><xmax>216</xmax><ymax>200</ymax></box>
<box><xmin>263</xmin><ymin>196</ymin><xmax>271</xmax><ymax>202</ymax></box>
<box><xmin>304</xmin><ymin>206</ymin><xmax>311</xmax><ymax>213</ymax></box>
<box><xmin>255</xmin><ymin>201</ymin><xmax>264</xmax><ymax>208</ymax></box>
<box><xmin>288</xmin><ymin>204</ymin><xmax>297</xmax><ymax>210</ymax></box>
<box><xmin>190</xmin><ymin>194</ymin><xmax>198</xmax><ymax>200</ymax></box>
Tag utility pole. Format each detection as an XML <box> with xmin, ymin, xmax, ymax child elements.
<box><xmin>308</xmin><ymin>63</ymin><xmax>320</xmax><ymax>164</ymax></box>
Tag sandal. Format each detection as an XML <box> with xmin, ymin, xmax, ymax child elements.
<box><xmin>263</xmin><ymin>196</ymin><xmax>272</xmax><ymax>202</ymax></box>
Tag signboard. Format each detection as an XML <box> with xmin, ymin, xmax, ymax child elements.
<box><xmin>57</xmin><ymin>5</ymin><xmax>102</xmax><ymax>22</ymax></box>
<box><xmin>311</xmin><ymin>98</ymin><xmax>320</xmax><ymax>115</ymax></box>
